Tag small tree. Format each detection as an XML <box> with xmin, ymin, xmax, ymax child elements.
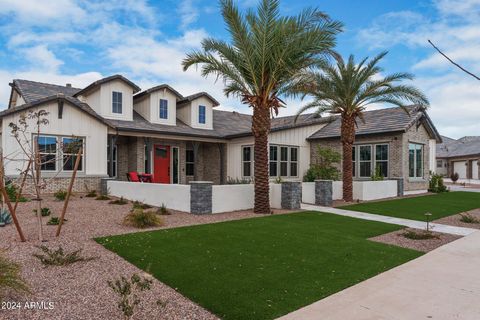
<box><xmin>303</xmin><ymin>146</ymin><xmax>341</xmax><ymax>181</ymax></box>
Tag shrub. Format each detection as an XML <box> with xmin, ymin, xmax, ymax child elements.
<box><xmin>402</xmin><ymin>230</ymin><xmax>439</xmax><ymax>240</ymax></box>
<box><xmin>96</xmin><ymin>195</ymin><xmax>111</xmax><ymax>201</ymax></box>
<box><xmin>459</xmin><ymin>214</ymin><xmax>480</xmax><ymax>224</ymax></box>
<box><xmin>109</xmin><ymin>197</ymin><xmax>129</xmax><ymax>205</ymax></box>
<box><xmin>46</xmin><ymin>217</ymin><xmax>66</xmax><ymax>225</ymax></box>
<box><xmin>371</xmin><ymin>166</ymin><xmax>384</xmax><ymax>181</ymax></box>
<box><xmin>123</xmin><ymin>209</ymin><xmax>163</xmax><ymax>229</ymax></box>
<box><xmin>85</xmin><ymin>190</ymin><xmax>97</xmax><ymax>198</ymax></box>
<box><xmin>450</xmin><ymin>172</ymin><xmax>459</xmax><ymax>184</ymax></box>
<box><xmin>303</xmin><ymin>147</ymin><xmax>340</xmax><ymax>182</ymax></box>
<box><xmin>108</xmin><ymin>274</ymin><xmax>153</xmax><ymax>319</ymax></box>
<box><xmin>0</xmin><ymin>208</ymin><xmax>12</xmax><ymax>226</ymax></box>
<box><xmin>54</xmin><ymin>189</ymin><xmax>68</xmax><ymax>201</ymax></box>
<box><xmin>0</xmin><ymin>252</ymin><xmax>30</xmax><ymax>299</ymax></box>
<box><xmin>33</xmin><ymin>207</ymin><xmax>51</xmax><ymax>217</ymax></box>
<box><xmin>226</xmin><ymin>177</ymin><xmax>252</xmax><ymax>184</ymax></box>
<box><xmin>32</xmin><ymin>246</ymin><xmax>94</xmax><ymax>267</ymax></box>
<box><xmin>274</xmin><ymin>177</ymin><xmax>283</xmax><ymax>184</ymax></box>
<box><xmin>157</xmin><ymin>203</ymin><xmax>170</xmax><ymax>216</ymax></box>
<box><xmin>5</xmin><ymin>182</ymin><xmax>28</xmax><ymax>202</ymax></box>
<box><xmin>132</xmin><ymin>201</ymin><xmax>152</xmax><ymax>210</ymax></box>
<box><xmin>428</xmin><ymin>172</ymin><xmax>448</xmax><ymax>193</ymax></box>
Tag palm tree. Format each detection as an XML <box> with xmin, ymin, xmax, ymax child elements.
<box><xmin>295</xmin><ymin>52</ymin><xmax>429</xmax><ymax>202</ymax></box>
<box><xmin>182</xmin><ymin>0</ymin><xmax>343</xmax><ymax>213</ymax></box>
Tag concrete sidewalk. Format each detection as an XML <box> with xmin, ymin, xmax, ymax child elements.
<box><xmin>301</xmin><ymin>203</ymin><xmax>476</xmax><ymax>236</ymax></box>
<box><xmin>278</xmin><ymin>231</ymin><xmax>480</xmax><ymax>320</ymax></box>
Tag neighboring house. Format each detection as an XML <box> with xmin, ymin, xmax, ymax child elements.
<box><xmin>0</xmin><ymin>75</ymin><xmax>441</xmax><ymax>193</ymax></box>
<box><xmin>436</xmin><ymin>136</ymin><xmax>480</xmax><ymax>180</ymax></box>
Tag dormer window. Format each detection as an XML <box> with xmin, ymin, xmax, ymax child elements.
<box><xmin>112</xmin><ymin>91</ymin><xmax>123</xmax><ymax>114</ymax></box>
<box><xmin>159</xmin><ymin>99</ymin><xmax>168</xmax><ymax>119</ymax></box>
<box><xmin>199</xmin><ymin>105</ymin><xmax>206</xmax><ymax>124</ymax></box>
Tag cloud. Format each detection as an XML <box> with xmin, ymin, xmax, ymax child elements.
<box><xmin>178</xmin><ymin>0</ymin><xmax>200</xmax><ymax>30</ymax></box>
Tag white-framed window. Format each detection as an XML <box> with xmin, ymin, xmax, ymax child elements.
<box><xmin>352</xmin><ymin>146</ymin><xmax>356</xmax><ymax>177</ymax></box>
<box><xmin>112</xmin><ymin>91</ymin><xmax>122</xmax><ymax>114</ymax></box>
<box><xmin>437</xmin><ymin>160</ymin><xmax>443</xmax><ymax>168</ymax></box>
<box><xmin>359</xmin><ymin>145</ymin><xmax>372</xmax><ymax>178</ymax></box>
<box><xmin>409</xmin><ymin>143</ymin><xmax>424</xmax><ymax>178</ymax></box>
<box><xmin>159</xmin><ymin>99</ymin><xmax>168</xmax><ymax>119</ymax></box>
<box><xmin>198</xmin><ymin>105</ymin><xmax>206</xmax><ymax>124</ymax></box>
<box><xmin>62</xmin><ymin>137</ymin><xmax>84</xmax><ymax>171</ymax></box>
<box><xmin>375</xmin><ymin>144</ymin><xmax>388</xmax><ymax>177</ymax></box>
<box><xmin>186</xmin><ymin>149</ymin><xmax>195</xmax><ymax>176</ymax></box>
<box><xmin>242</xmin><ymin>146</ymin><xmax>253</xmax><ymax>177</ymax></box>
<box><xmin>107</xmin><ymin>144</ymin><xmax>117</xmax><ymax>177</ymax></box>
<box><xmin>37</xmin><ymin>136</ymin><xmax>57</xmax><ymax>171</ymax></box>
<box><xmin>268</xmin><ymin>145</ymin><xmax>299</xmax><ymax>178</ymax></box>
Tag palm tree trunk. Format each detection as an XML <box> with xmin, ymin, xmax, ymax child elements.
<box><xmin>252</xmin><ymin>105</ymin><xmax>271</xmax><ymax>214</ymax></box>
<box><xmin>341</xmin><ymin>114</ymin><xmax>356</xmax><ymax>202</ymax></box>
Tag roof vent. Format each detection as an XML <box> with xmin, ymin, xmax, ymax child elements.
<box><xmin>66</xmin><ymin>83</ymin><xmax>72</xmax><ymax>88</ymax></box>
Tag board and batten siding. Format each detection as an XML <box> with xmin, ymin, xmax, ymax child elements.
<box><xmin>1</xmin><ymin>101</ymin><xmax>109</xmax><ymax>177</ymax></box>
<box><xmin>226</xmin><ymin>124</ymin><xmax>327</xmax><ymax>181</ymax></box>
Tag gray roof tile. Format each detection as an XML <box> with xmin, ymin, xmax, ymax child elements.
<box><xmin>12</xmin><ymin>79</ymin><xmax>81</xmax><ymax>103</ymax></box>
<box><xmin>437</xmin><ymin>135</ymin><xmax>480</xmax><ymax>158</ymax></box>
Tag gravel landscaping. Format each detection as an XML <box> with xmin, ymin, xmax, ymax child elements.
<box><xmin>370</xmin><ymin>228</ymin><xmax>462</xmax><ymax>252</ymax></box>
<box><xmin>433</xmin><ymin>208</ymin><xmax>480</xmax><ymax>229</ymax></box>
<box><xmin>1</xmin><ymin>195</ymin><xmax>293</xmax><ymax>320</ymax></box>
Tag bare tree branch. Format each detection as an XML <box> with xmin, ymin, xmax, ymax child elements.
<box><xmin>428</xmin><ymin>40</ymin><xmax>480</xmax><ymax>81</ymax></box>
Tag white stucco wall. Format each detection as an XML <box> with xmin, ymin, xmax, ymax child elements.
<box><xmin>108</xmin><ymin>181</ymin><xmax>191</xmax><ymax>212</ymax></box>
<box><xmin>226</xmin><ymin>124</ymin><xmax>327</xmax><ymax>181</ymax></box>
<box><xmin>1</xmin><ymin>101</ymin><xmax>108</xmax><ymax>176</ymax></box>
<box><xmin>302</xmin><ymin>182</ymin><xmax>315</xmax><ymax>204</ymax></box>
<box><xmin>84</xmin><ymin>79</ymin><xmax>134</xmax><ymax>121</ymax></box>
<box><xmin>332</xmin><ymin>180</ymin><xmax>397</xmax><ymax>201</ymax></box>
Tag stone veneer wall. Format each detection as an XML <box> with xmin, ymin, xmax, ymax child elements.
<box><xmin>402</xmin><ymin>123</ymin><xmax>431</xmax><ymax>191</ymax></box>
<box><xmin>8</xmin><ymin>176</ymin><xmax>104</xmax><ymax>195</ymax></box>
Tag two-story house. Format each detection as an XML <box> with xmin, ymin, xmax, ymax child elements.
<box><xmin>0</xmin><ymin>75</ymin><xmax>441</xmax><ymax>194</ymax></box>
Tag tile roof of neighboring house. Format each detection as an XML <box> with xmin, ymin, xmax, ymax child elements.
<box><xmin>178</xmin><ymin>92</ymin><xmax>220</xmax><ymax>107</ymax></box>
<box><xmin>437</xmin><ymin>135</ymin><xmax>480</xmax><ymax>158</ymax></box>
<box><xmin>134</xmin><ymin>84</ymin><xmax>184</xmax><ymax>101</ymax></box>
<box><xmin>11</xmin><ymin>79</ymin><xmax>81</xmax><ymax>103</ymax></box>
<box><xmin>307</xmin><ymin>105</ymin><xmax>442</xmax><ymax>142</ymax></box>
<box><xmin>73</xmin><ymin>74</ymin><xmax>141</xmax><ymax>97</ymax></box>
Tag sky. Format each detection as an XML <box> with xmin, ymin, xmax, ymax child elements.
<box><xmin>0</xmin><ymin>0</ymin><xmax>478</xmax><ymax>138</ymax></box>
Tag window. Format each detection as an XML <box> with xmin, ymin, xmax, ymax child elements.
<box><xmin>186</xmin><ymin>149</ymin><xmax>195</xmax><ymax>176</ymax></box>
<box><xmin>359</xmin><ymin>145</ymin><xmax>372</xmax><ymax>177</ymax></box>
<box><xmin>144</xmin><ymin>145</ymin><xmax>149</xmax><ymax>173</ymax></box>
<box><xmin>198</xmin><ymin>105</ymin><xmax>206</xmax><ymax>124</ymax></box>
<box><xmin>107</xmin><ymin>145</ymin><xmax>117</xmax><ymax>177</ymax></box>
<box><xmin>269</xmin><ymin>146</ymin><xmax>277</xmax><ymax>176</ymax></box>
<box><xmin>37</xmin><ymin>136</ymin><xmax>57</xmax><ymax>171</ymax></box>
<box><xmin>437</xmin><ymin>160</ymin><xmax>443</xmax><ymax>168</ymax></box>
<box><xmin>62</xmin><ymin>137</ymin><xmax>83</xmax><ymax>171</ymax></box>
<box><xmin>352</xmin><ymin>146</ymin><xmax>356</xmax><ymax>177</ymax></box>
<box><xmin>112</xmin><ymin>91</ymin><xmax>122</xmax><ymax>114</ymax></box>
<box><xmin>375</xmin><ymin>144</ymin><xmax>388</xmax><ymax>178</ymax></box>
<box><xmin>242</xmin><ymin>146</ymin><xmax>253</xmax><ymax>177</ymax></box>
<box><xmin>409</xmin><ymin>143</ymin><xmax>423</xmax><ymax>178</ymax></box>
<box><xmin>268</xmin><ymin>145</ymin><xmax>299</xmax><ymax>178</ymax></box>
<box><xmin>159</xmin><ymin>99</ymin><xmax>168</xmax><ymax>119</ymax></box>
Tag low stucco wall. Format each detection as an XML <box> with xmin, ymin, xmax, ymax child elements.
<box><xmin>302</xmin><ymin>182</ymin><xmax>315</xmax><ymax>204</ymax></box>
<box><xmin>107</xmin><ymin>181</ymin><xmax>191</xmax><ymax>212</ymax></box>
<box><xmin>211</xmin><ymin>184</ymin><xmax>283</xmax><ymax>213</ymax></box>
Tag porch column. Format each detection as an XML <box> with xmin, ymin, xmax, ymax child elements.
<box><xmin>217</xmin><ymin>143</ymin><xmax>225</xmax><ymax>185</ymax></box>
<box><xmin>108</xmin><ymin>134</ymin><xmax>117</xmax><ymax>178</ymax></box>
<box><xmin>143</xmin><ymin>137</ymin><xmax>152</xmax><ymax>174</ymax></box>
<box><xmin>192</xmin><ymin>142</ymin><xmax>200</xmax><ymax>181</ymax></box>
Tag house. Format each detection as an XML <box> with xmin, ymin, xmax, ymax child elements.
<box><xmin>436</xmin><ymin>136</ymin><xmax>480</xmax><ymax>180</ymax></box>
<box><xmin>0</xmin><ymin>75</ymin><xmax>441</xmax><ymax>194</ymax></box>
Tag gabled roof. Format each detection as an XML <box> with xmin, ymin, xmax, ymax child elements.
<box><xmin>437</xmin><ymin>135</ymin><xmax>480</xmax><ymax>158</ymax></box>
<box><xmin>10</xmin><ymin>79</ymin><xmax>81</xmax><ymax>104</ymax></box>
<box><xmin>73</xmin><ymin>74</ymin><xmax>141</xmax><ymax>97</ymax></box>
<box><xmin>134</xmin><ymin>84</ymin><xmax>183</xmax><ymax>102</ymax></box>
<box><xmin>178</xmin><ymin>92</ymin><xmax>220</xmax><ymax>107</ymax></box>
<box><xmin>307</xmin><ymin>105</ymin><xmax>442</xmax><ymax>142</ymax></box>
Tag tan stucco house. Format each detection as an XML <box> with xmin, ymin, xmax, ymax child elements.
<box><xmin>0</xmin><ymin>75</ymin><xmax>441</xmax><ymax>193</ymax></box>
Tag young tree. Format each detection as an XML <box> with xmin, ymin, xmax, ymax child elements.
<box><xmin>182</xmin><ymin>0</ymin><xmax>343</xmax><ymax>213</ymax></box>
<box><xmin>295</xmin><ymin>52</ymin><xmax>429</xmax><ymax>201</ymax></box>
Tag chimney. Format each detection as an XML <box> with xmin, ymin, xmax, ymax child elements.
<box><xmin>66</xmin><ymin>83</ymin><xmax>72</xmax><ymax>88</ymax></box>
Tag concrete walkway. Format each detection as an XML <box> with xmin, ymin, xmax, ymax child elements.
<box><xmin>301</xmin><ymin>203</ymin><xmax>476</xmax><ymax>236</ymax></box>
<box><xmin>278</xmin><ymin>230</ymin><xmax>480</xmax><ymax>320</ymax></box>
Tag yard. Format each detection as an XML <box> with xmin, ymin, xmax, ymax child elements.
<box><xmin>97</xmin><ymin>212</ymin><xmax>422</xmax><ymax>320</ymax></box>
<box><xmin>341</xmin><ymin>191</ymin><xmax>480</xmax><ymax>221</ymax></box>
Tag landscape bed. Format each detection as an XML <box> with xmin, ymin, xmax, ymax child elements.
<box><xmin>97</xmin><ymin>212</ymin><xmax>422</xmax><ymax>320</ymax></box>
<box><xmin>341</xmin><ymin>191</ymin><xmax>480</xmax><ymax>221</ymax></box>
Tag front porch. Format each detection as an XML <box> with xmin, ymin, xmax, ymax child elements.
<box><xmin>107</xmin><ymin>134</ymin><xmax>227</xmax><ymax>185</ymax></box>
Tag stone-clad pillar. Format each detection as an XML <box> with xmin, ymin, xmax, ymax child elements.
<box><xmin>394</xmin><ymin>178</ymin><xmax>404</xmax><ymax>197</ymax></box>
<box><xmin>281</xmin><ymin>182</ymin><xmax>302</xmax><ymax>210</ymax></box>
<box><xmin>315</xmin><ymin>180</ymin><xmax>332</xmax><ymax>206</ymax></box>
<box><xmin>190</xmin><ymin>181</ymin><xmax>212</xmax><ymax>214</ymax></box>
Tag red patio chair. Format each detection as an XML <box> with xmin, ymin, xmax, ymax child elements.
<box><xmin>127</xmin><ymin>171</ymin><xmax>141</xmax><ymax>182</ymax></box>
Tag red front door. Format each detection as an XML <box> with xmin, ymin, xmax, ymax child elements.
<box><xmin>153</xmin><ymin>145</ymin><xmax>170</xmax><ymax>183</ymax></box>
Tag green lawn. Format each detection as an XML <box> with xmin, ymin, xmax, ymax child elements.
<box><xmin>342</xmin><ymin>191</ymin><xmax>480</xmax><ymax>221</ymax></box>
<box><xmin>96</xmin><ymin>212</ymin><xmax>421</xmax><ymax>320</ymax></box>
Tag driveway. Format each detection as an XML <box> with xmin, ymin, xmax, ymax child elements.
<box><xmin>278</xmin><ymin>231</ymin><xmax>480</xmax><ymax>320</ymax></box>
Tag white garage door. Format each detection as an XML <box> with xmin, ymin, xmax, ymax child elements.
<box><xmin>453</xmin><ymin>161</ymin><xmax>467</xmax><ymax>179</ymax></box>
<box><xmin>473</xmin><ymin>161</ymin><xmax>479</xmax><ymax>180</ymax></box>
